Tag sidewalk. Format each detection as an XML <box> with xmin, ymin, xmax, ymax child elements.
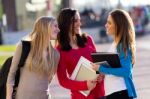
<box><xmin>2</xmin><ymin>30</ymin><xmax>29</xmax><ymax>44</ymax></box>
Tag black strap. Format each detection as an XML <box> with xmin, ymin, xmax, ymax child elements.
<box><xmin>0</xmin><ymin>41</ymin><xmax>31</xmax><ymax>99</ymax></box>
<box><xmin>18</xmin><ymin>41</ymin><xmax>31</xmax><ymax>67</ymax></box>
<box><xmin>14</xmin><ymin>41</ymin><xmax>31</xmax><ymax>88</ymax></box>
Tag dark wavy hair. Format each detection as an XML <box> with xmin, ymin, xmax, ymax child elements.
<box><xmin>57</xmin><ymin>8</ymin><xmax>87</xmax><ymax>51</ymax></box>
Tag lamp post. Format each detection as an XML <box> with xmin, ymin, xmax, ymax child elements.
<box><xmin>117</xmin><ymin>0</ymin><xmax>123</xmax><ymax>9</ymax></box>
<box><xmin>61</xmin><ymin>0</ymin><xmax>72</xmax><ymax>8</ymax></box>
<box><xmin>1</xmin><ymin>0</ymin><xmax>17</xmax><ymax>32</ymax></box>
<box><xmin>0</xmin><ymin>0</ymin><xmax>3</xmax><ymax>44</ymax></box>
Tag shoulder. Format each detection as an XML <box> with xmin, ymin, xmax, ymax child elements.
<box><xmin>81</xmin><ymin>33</ymin><xmax>93</xmax><ymax>42</ymax></box>
<box><xmin>86</xmin><ymin>34</ymin><xmax>95</xmax><ymax>46</ymax></box>
<box><xmin>55</xmin><ymin>45</ymin><xmax>66</xmax><ymax>56</ymax></box>
<box><xmin>87</xmin><ymin>35</ymin><xmax>93</xmax><ymax>41</ymax></box>
<box><xmin>81</xmin><ymin>33</ymin><xmax>92</xmax><ymax>39</ymax></box>
<box><xmin>56</xmin><ymin>45</ymin><xmax>62</xmax><ymax>52</ymax></box>
<box><xmin>118</xmin><ymin>44</ymin><xmax>131</xmax><ymax>58</ymax></box>
<box><xmin>55</xmin><ymin>49</ymin><xmax>60</xmax><ymax>57</ymax></box>
<box><xmin>16</xmin><ymin>41</ymin><xmax>22</xmax><ymax>50</ymax></box>
<box><xmin>16</xmin><ymin>40</ymin><xmax>31</xmax><ymax>51</ymax></box>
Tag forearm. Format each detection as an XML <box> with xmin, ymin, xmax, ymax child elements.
<box><xmin>57</xmin><ymin>74</ymin><xmax>88</xmax><ymax>91</ymax></box>
<box><xmin>6</xmin><ymin>43</ymin><xmax>22</xmax><ymax>99</ymax></box>
<box><xmin>57</xmin><ymin>64</ymin><xmax>88</xmax><ymax>91</ymax></box>
<box><xmin>6</xmin><ymin>84</ymin><xmax>13</xmax><ymax>99</ymax></box>
<box><xmin>99</xmin><ymin>51</ymin><xmax>133</xmax><ymax>77</ymax></box>
<box><xmin>99</xmin><ymin>66</ymin><xmax>131</xmax><ymax>77</ymax></box>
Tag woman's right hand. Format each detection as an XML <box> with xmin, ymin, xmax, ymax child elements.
<box><xmin>87</xmin><ymin>80</ymin><xmax>97</xmax><ymax>90</ymax></box>
<box><xmin>91</xmin><ymin>63</ymin><xmax>100</xmax><ymax>71</ymax></box>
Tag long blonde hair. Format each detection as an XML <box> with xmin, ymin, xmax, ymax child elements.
<box><xmin>26</xmin><ymin>16</ymin><xmax>60</xmax><ymax>77</ymax></box>
<box><xmin>110</xmin><ymin>9</ymin><xmax>136</xmax><ymax>64</ymax></box>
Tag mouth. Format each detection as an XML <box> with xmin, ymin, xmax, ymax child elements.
<box><xmin>106</xmin><ymin>28</ymin><xmax>109</xmax><ymax>32</ymax></box>
<box><xmin>76</xmin><ymin>28</ymin><xmax>81</xmax><ymax>31</ymax></box>
<box><xmin>54</xmin><ymin>31</ymin><xmax>58</xmax><ymax>35</ymax></box>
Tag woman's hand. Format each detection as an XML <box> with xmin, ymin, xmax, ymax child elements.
<box><xmin>87</xmin><ymin>80</ymin><xmax>97</xmax><ymax>90</ymax></box>
<box><xmin>97</xmin><ymin>73</ymin><xmax>105</xmax><ymax>83</ymax></box>
<box><xmin>91</xmin><ymin>63</ymin><xmax>104</xmax><ymax>83</ymax></box>
<box><xmin>91</xmin><ymin>63</ymin><xmax>100</xmax><ymax>71</ymax></box>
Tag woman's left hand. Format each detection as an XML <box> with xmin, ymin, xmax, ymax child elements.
<box><xmin>97</xmin><ymin>73</ymin><xmax>105</xmax><ymax>83</ymax></box>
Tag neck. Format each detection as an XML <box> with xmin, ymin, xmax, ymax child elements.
<box><xmin>69</xmin><ymin>33</ymin><xmax>76</xmax><ymax>43</ymax></box>
<box><xmin>69</xmin><ymin>34</ymin><xmax>78</xmax><ymax>49</ymax></box>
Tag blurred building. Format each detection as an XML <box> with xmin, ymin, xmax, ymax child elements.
<box><xmin>1</xmin><ymin>0</ymin><xmax>149</xmax><ymax>32</ymax></box>
<box><xmin>1</xmin><ymin>0</ymin><xmax>62</xmax><ymax>31</ymax></box>
<box><xmin>16</xmin><ymin>0</ymin><xmax>47</xmax><ymax>30</ymax></box>
<box><xmin>0</xmin><ymin>0</ymin><xmax>117</xmax><ymax>32</ymax></box>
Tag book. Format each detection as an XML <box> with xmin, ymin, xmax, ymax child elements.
<box><xmin>91</xmin><ymin>52</ymin><xmax>121</xmax><ymax>68</ymax></box>
<box><xmin>70</xmin><ymin>56</ymin><xmax>98</xmax><ymax>96</ymax></box>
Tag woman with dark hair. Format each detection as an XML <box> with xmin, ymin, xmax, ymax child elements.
<box><xmin>56</xmin><ymin>8</ymin><xmax>105</xmax><ymax>99</ymax></box>
<box><xmin>92</xmin><ymin>9</ymin><xmax>137</xmax><ymax>99</ymax></box>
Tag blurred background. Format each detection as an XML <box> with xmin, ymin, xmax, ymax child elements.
<box><xmin>0</xmin><ymin>0</ymin><xmax>150</xmax><ymax>99</ymax></box>
<box><xmin>0</xmin><ymin>0</ymin><xmax>150</xmax><ymax>44</ymax></box>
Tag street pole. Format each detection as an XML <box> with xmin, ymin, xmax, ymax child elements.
<box><xmin>0</xmin><ymin>26</ymin><xmax>2</xmax><ymax>45</ymax></box>
<box><xmin>0</xmin><ymin>0</ymin><xmax>3</xmax><ymax>44</ymax></box>
<box><xmin>117</xmin><ymin>0</ymin><xmax>123</xmax><ymax>9</ymax></box>
<box><xmin>61</xmin><ymin>0</ymin><xmax>72</xmax><ymax>8</ymax></box>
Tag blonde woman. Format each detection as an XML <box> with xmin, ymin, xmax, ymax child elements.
<box><xmin>6</xmin><ymin>16</ymin><xmax>60</xmax><ymax>99</ymax></box>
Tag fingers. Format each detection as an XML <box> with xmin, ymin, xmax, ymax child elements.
<box><xmin>87</xmin><ymin>80</ymin><xmax>97</xmax><ymax>90</ymax></box>
<box><xmin>97</xmin><ymin>74</ymin><xmax>105</xmax><ymax>83</ymax></box>
<box><xmin>90</xmin><ymin>63</ymin><xmax>99</xmax><ymax>71</ymax></box>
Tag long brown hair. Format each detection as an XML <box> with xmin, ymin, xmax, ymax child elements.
<box><xmin>57</xmin><ymin>8</ymin><xmax>87</xmax><ymax>51</ymax></box>
<box><xmin>26</xmin><ymin>16</ymin><xmax>60</xmax><ymax>77</ymax></box>
<box><xmin>110</xmin><ymin>9</ymin><xmax>136</xmax><ymax>64</ymax></box>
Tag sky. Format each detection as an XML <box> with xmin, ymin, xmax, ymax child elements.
<box><xmin>115</xmin><ymin>0</ymin><xmax>150</xmax><ymax>6</ymax></box>
<box><xmin>74</xmin><ymin>0</ymin><xmax>150</xmax><ymax>7</ymax></box>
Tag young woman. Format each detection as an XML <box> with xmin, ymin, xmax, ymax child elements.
<box><xmin>92</xmin><ymin>9</ymin><xmax>137</xmax><ymax>99</ymax></box>
<box><xmin>6</xmin><ymin>16</ymin><xmax>60</xmax><ymax>99</ymax></box>
<box><xmin>56</xmin><ymin>8</ymin><xmax>105</xmax><ymax>99</ymax></box>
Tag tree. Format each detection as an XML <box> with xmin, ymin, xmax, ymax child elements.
<box><xmin>2</xmin><ymin>0</ymin><xmax>17</xmax><ymax>32</ymax></box>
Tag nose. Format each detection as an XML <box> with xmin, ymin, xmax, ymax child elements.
<box><xmin>77</xmin><ymin>20</ymin><xmax>82</xmax><ymax>27</ymax></box>
<box><xmin>58</xmin><ymin>28</ymin><xmax>60</xmax><ymax>32</ymax></box>
<box><xmin>79</xmin><ymin>20</ymin><xmax>82</xmax><ymax>26</ymax></box>
<box><xmin>57</xmin><ymin>27</ymin><xmax>60</xmax><ymax>32</ymax></box>
<box><xmin>105</xmin><ymin>23</ymin><xmax>108</xmax><ymax>28</ymax></box>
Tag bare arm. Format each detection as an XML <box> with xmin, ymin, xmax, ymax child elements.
<box><xmin>6</xmin><ymin>42</ymin><xmax>22</xmax><ymax>99</ymax></box>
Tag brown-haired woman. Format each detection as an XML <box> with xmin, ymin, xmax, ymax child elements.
<box><xmin>92</xmin><ymin>9</ymin><xmax>137</xmax><ymax>99</ymax></box>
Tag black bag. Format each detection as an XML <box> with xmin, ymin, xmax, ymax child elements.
<box><xmin>0</xmin><ymin>41</ymin><xmax>31</xmax><ymax>99</ymax></box>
